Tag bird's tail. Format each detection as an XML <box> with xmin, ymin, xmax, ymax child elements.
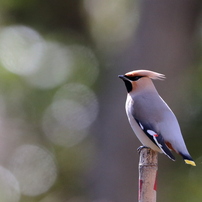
<box><xmin>180</xmin><ymin>152</ymin><xmax>196</xmax><ymax>166</ymax></box>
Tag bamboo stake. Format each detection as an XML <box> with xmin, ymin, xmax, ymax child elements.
<box><xmin>138</xmin><ymin>147</ymin><xmax>158</xmax><ymax>202</ymax></box>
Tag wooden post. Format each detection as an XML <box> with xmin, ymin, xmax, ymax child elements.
<box><xmin>138</xmin><ymin>147</ymin><xmax>158</xmax><ymax>202</ymax></box>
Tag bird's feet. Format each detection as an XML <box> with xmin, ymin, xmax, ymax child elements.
<box><xmin>137</xmin><ymin>145</ymin><xmax>150</xmax><ymax>153</ymax></box>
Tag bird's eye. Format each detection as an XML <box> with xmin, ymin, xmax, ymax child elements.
<box><xmin>132</xmin><ymin>76</ymin><xmax>142</xmax><ymax>81</ymax></box>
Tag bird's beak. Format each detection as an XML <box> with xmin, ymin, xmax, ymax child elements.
<box><xmin>118</xmin><ymin>75</ymin><xmax>129</xmax><ymax>81</ymax></box>
<box><xmin>118</xmin><ymin>75</ymin><xmax>125</xmax><ymax>79</ymax></box>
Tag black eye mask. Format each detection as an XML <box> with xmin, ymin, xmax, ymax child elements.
<box><xmin>124</xmin><ymin>75</ymin><xmax>143</xmax><ymax>81</ymax></box>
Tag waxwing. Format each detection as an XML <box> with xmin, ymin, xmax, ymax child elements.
<box><xmin>119</xmin><ymin>70</ymin><xmax>196</xmax><ymax>166</ymax></box>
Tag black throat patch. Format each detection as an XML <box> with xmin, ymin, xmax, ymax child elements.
<box><xmin>123</xmin><ymin>80</ymin><xmax>132</xmax><ymax>93</ymax></box>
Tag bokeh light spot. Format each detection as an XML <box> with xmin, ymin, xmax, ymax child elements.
<box><xmin>53</xmin><ymin>83</ymin><xmax>99</xmax><ymax>123</ymax></box>
<box><xmin>0</xmin><ymin>166</ymin><xmax>20</xmax><ymax>202</ymax></box>
<box><xmin>0</xmin><ymin>25</ymin><xmax>44</xmax><ymax>75</ymax></box>
<box><xmin>25</xmin><ymin>42</ymin><xmax>72</xmax><ymax>89</ymax></box>
<box><xmin>43</xmin><ymin>107</ymin><xmax>89</xmax><ymax>147</ymax></box>
<box><xmin>84</xmin><ymin>0</ymin><xmax>138</xmax><ymax>51</ymax></box>
<box><xmin>51</xmin><ymin>100</ymin><xmax>92</xmax><ymax>130</ymax></box>
<box><xmin>9</xmin><ymin>144</ymin><xmax>57</xmax><ymax>196</ymax></box>
<box><xmin>42</xmin><ymin>83</ymin><xmax>99</xmax><ymax>147</ymax></box>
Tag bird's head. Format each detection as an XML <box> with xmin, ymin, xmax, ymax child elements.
<box><xmin>118</xmin><ymin>70</ymin><xmax>165</xmax><ymax>93</ymax></box>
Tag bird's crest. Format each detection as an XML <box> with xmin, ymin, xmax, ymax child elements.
<box><xmin>125</xmin><ymin>70</ymin><xmax>165</xmax><ymax>80</ymax></box>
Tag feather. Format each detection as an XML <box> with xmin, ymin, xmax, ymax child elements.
<box><xmin>125</xmin><ymin>70</ymin><xmax>165</xmax><ymax>80</ymax></box>
<box><xmin>135</xmin><ymin>119</ymin><xmax>175</xmax><ymax>161</ymax></box>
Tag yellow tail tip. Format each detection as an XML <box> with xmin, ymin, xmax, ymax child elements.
<box><xmin>184</xmin><ymin>159</ymin><xmax>196</xmax><ymax>166</ymax></box>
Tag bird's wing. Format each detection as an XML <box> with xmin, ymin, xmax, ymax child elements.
<box><xmin>135</xmin><ymin>118</ymin><xmax>175</xmax><ymax>161</ymax></box>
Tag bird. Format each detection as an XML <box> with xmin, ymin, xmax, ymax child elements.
<box><xmin>118</xmin><ymin>69</ymin><xmax>196</xmax><ymax>166</ymax></box>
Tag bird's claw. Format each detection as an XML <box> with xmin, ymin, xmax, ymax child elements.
<box><xmin>137</xmin><ymin>145</ymin><xmax>150</xmax><ymax>153</ymax></box>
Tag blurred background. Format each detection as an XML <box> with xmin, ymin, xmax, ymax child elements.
<box><xmin>0</xmin><ymin>0</ymin><xmax>202</xmax><ymax>201</ymax></box>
